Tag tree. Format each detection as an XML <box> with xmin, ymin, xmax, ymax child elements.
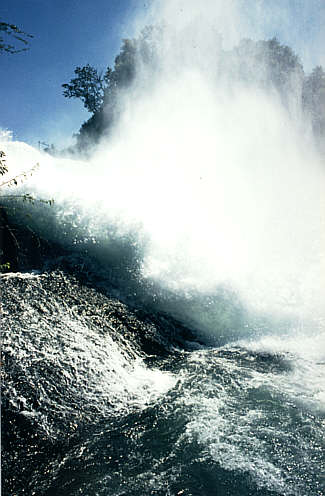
<box><xmin>109</xmin><ymin>39</ymin><xmax>137</xmax><ymax>89</ymax></box>
<box><xmin>264</xmin><ymin>37</ymin><xmax>303</xmax><ymax>87</ymax></box>
<box><xmin>0</xmin><ymin>150</ymin><xmax>8</xmax><ymax>176</ymax></box>
<box><xmin>62</xmin><ymin>34</ymin><xmax>146</xmax><ymax>116</ymax></box>
<box><xmin>0</xmin><ymin>21</ymin><xmax>35</xmax><ymax>194</ymax></box>
<box><xmin>0</xmin><ymin>20</ymin><xmax>33</xmax><ymax>199</ymax></box>
<box><xmin>0</xmin><ymin>21</ymin><xmax>33</xmax><ymax>54</ymax></box>
<box><xmin>230</xmin><ymin>37</ymin><xmax>303</xmax><ymax>93</ymax></box>
<box><xmin>303</xmin><ymin>66</ymin><xmax>325</xmax><ymax>138</ymax></box>
<box><xmin>62</xmin><ymin>64</ymin><xmax>112</xmax><ymax>113</ymax></box>
<box><xmin>62</xmin><ymin>30</ymin><xmax>157</xmax><ymax>151</ymax></box>
<box><xmin>303</xmin><ymin>66</ymin><xmax>325</xmax><ymax>102</ymax></box>
<box><xmin>0</xmin><ymin>21</ymin><xmax>54</xmax><ymax>272</ymax></box>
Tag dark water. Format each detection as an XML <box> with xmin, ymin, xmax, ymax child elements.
<box><xmin>2</xmin><ymin>270</ymin><xmax>324</xmax><ymax>496</ymax></box>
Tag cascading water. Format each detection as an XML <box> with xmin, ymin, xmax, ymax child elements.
<box><xmin>2</xmin><ymin>1</ymin><xmax>325</xmax><ymax>495</ymax></box>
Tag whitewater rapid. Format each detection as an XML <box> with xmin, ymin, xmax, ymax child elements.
<box><xmin>2</xmin><ymin>2</ymin><xmax>325</xmax><ymax>492</ymax></box>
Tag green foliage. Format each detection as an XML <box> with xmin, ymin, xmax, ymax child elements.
<box><xmin>230</xmin><ymin>37</ymin><xmax>304</xmax><ymax>92</ymax></box>
<box><xmin>0</xmin><ymin>161</ymin><xmax>55</xmax><ymax>273</ymax></box>
<box><xmin>62</xmin><ymin>64</ymin><xmax>110</xmax><ymax>113</ymax></box>
<box><xmin>62</xmin><ymin>34</ymin><xmax>146</xmax><ymax>116</ymax></box>
<box><xmin>264</xmin><ymin>37</ymin><xmax>303</xmax><ymax>85</ymax></box>
<box><xmin>0</xmin><ymin>150</ymin><xmax>8</xmax><ymax>176</ymax></box>
<box><xmin>304</xmin><ymin>66</ymin><xmax>325</xmax><ymax>94</ymax></box>
<box><xmin>0</xmin><ymin>157</ymin><xmax>54</xmax><ymax>205</ymax></box>
<box><xmin>64</xmin><ymin>27</ymin><xmax>324</xmax><ymax>154</ymax></box>
<box><xmin>0</xmin><ymin>20</ymin><xmax>56</xmax><ymax>272</ymax></box>
<box><xmin>1</xmin><ymin>193</ymin><xmax>54</xmax><ymax>206</ymax></box>
<box><xmin>63</xmin><ymin>28</ymin><xmax>159</xmax><ymax>151</ymax></box>
<box><xmin>0</xmin><ymin>262</ymin><xmax>10</xmax><ymax>272</ymax></box>
<box><xmin>303</xmin><ymin>66</ymin><xmax>325</xmax><ymax>138</ymax></box>
<box><xmin>110</xmin><ymin>38</ymin><xmax>138</xmax><ymax>89</ymax></box>
<box><xmin>303</xmin><ymin>66</ymin><xmax>325</xmax><ymax>110</ymax></box>
<box><xmin>0</xmin><ymin>21</ymin><xmax>33</xmax><ymax>54</ymax></box>
<box><xmin>0</xmin><ymin>160</ymin><xmax>39</xmax><ymax>188</ymax></box>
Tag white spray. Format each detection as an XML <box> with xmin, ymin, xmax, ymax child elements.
<box><xmin>2</xmin><ymin>0</ymin><xmax>325</xmax><ymax>340</ymax></box>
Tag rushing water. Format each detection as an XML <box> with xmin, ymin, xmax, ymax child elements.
<box><xmin>2</xmin><ymin>1</ymin><xmax>325</xmax><ymax>494</ymax></box>
<box><xmin>2</xmin><ymin>270</ymin><xmax>325</xmax><ymax>495</ymax></box>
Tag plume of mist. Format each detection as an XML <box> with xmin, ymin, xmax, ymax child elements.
<box><xmin>2</xmin><ymin>0</ymin><xmax>325</xmax><ymax>339</ymax></box>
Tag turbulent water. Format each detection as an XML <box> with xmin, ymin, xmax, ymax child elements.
<box><xmin>2</xmin><ymin>1</ymin><xmax>325</xmax><ymax>494</ymax></box>
<box><xmin>2</xmin><ymin>268</ymin><xmax>325</xmax><ymax>496</ymax></box>
<box><xmin>2</xmin><ymin>270</ymin><xmax>325</xmax><ymax>496</ymax></box>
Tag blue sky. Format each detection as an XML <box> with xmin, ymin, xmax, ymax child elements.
<box><xmin>1</xmin><ymin>0</ymin><xmax>324</xmax><ymax>149</ymax></box>
<box><xmin>0</xmin><ymin>0</ymin><xmax>144</xmax><ymax>147</ymax></box>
